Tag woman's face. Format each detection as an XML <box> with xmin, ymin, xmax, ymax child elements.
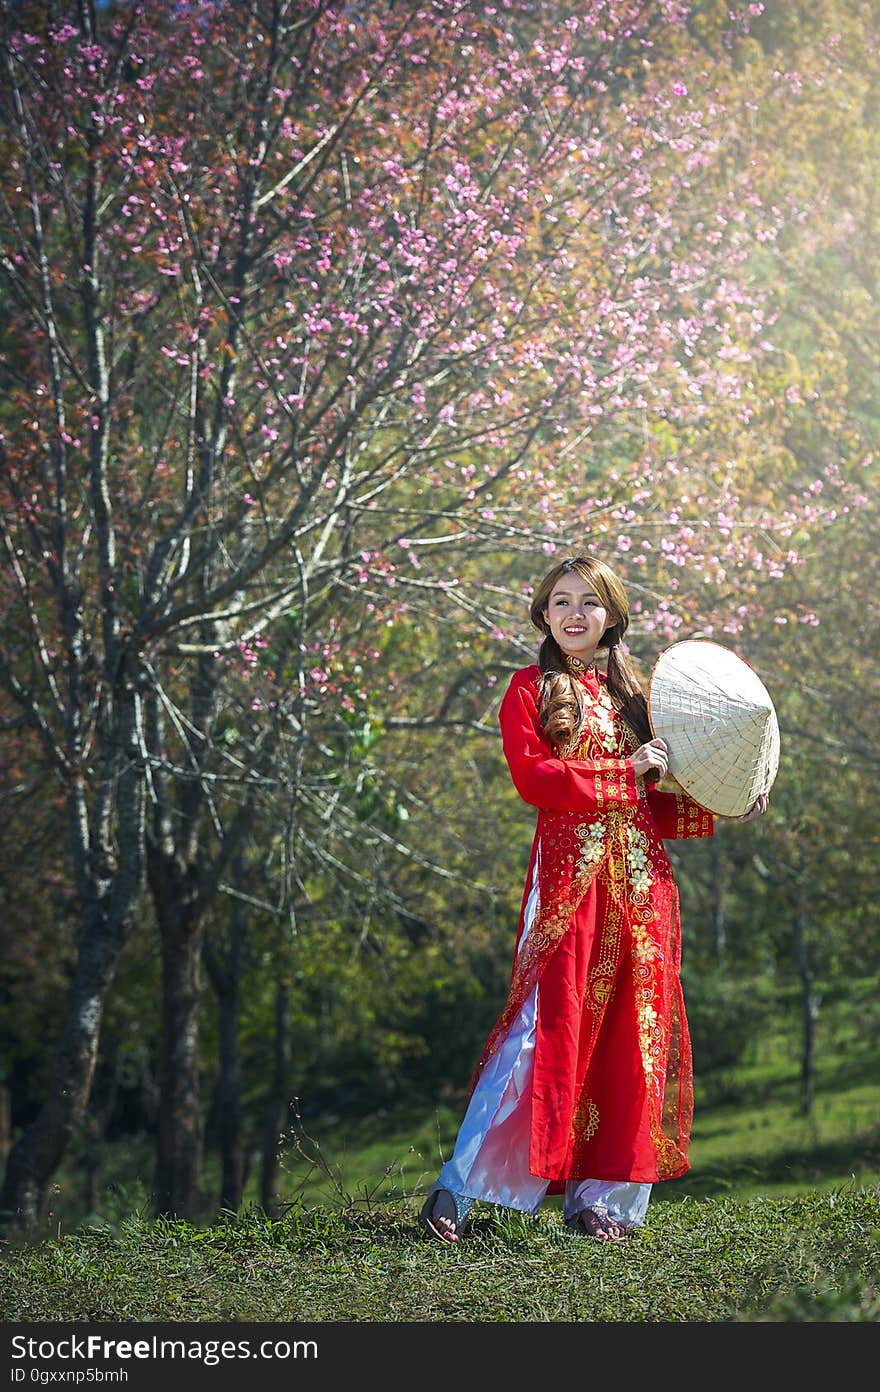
<box><xmin>543</xmin><ymin>576</ymin><xmax>614</xmax><ymax>662</ymax></box>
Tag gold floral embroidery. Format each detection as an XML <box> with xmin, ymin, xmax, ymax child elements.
<box><xmin>589</xmin><ymin>966</ymin><xmax>615</xmax><ymax>1007</ymax></box>
<box><xmin>672</xmin><ymin>789</ymin><xmax>712</xmax><ymax>838</ymax></box>
<box><xmin>637</xmin><ymin>998</ymin><xmax>662</xmax><ymax>1080</ymax></box>
<box><xmin>617</xmin><ymin>819</ymin><xmax>672</xmax><ymax>1158</ymax></box>
<box><xmin>570</xmin><ymin>681</ymin><xmax>628</xmax><ymax>759</ymax></box>
<box><xmin>573</xmin><ymin>1093</ymin><xmax>600</xmax><ymax>1141</ymax></box>
<box><xmin>655</xmin><ymin>1134</ymin><xmax>688</xmax><ymax>1179</ymax></box>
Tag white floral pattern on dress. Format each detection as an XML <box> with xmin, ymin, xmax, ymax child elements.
<box><xmin>576</xmin><ymin>820</ymin><xmax>606</xmax><ymax>873</ymax></box>
<box><xmin>625</xmin><ymin>824</ymin><xmax>655</xmax><ymax>899</ymax></box>
<box><xmin>592</xmin><ymin>682</ymin><xmax>619</xmax><ymax>754</ymax></box>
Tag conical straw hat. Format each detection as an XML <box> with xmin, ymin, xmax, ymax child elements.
<box><xmin>647</xmin><ymin>639</ymin><xmax>780</xmax><ymax>817</ymax></box>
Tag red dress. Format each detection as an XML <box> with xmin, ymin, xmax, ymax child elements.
<box><xmin>470</xmin><ymin>663</ymin><xmax>714</xmax><ymax>1188</ymax></box>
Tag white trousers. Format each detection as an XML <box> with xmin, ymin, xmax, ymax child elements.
<box><xmin>432</xmin><ymin>852</ymin><xmax>652</xmax><ymax>1228</ymax></box>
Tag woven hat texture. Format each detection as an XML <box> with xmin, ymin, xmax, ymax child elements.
<box><xmin>648</xmin><ymin>639</ymin><xmax>780</xmax><ymax>817</ymax></box>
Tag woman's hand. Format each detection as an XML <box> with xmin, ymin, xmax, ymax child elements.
<box><xmin>629</xmin><ymin>738</ymin><xmax>669</xmax><ymax>780</ymax></box>
<box><xmin>730</xmin><ymin>792</ymin><xmax>770</xmax><ymax>823</ymax></box>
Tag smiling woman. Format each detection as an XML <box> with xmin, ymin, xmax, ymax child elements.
<box><xmin>419</xmin><ymin>556</ymin><xmax>767</xmax><ymax>1245</ymax></box>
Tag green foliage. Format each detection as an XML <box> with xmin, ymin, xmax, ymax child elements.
<box><xmin>684</xmin><ymin>970</ymin><xmax>776</xmax><ymax>1073</ymax></box>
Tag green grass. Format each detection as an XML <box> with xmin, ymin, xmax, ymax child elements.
<box><xmin>2</xmin><ymin>992</ymin><xmax>878</xmax><ymax>1323</ymax></box>
<box><xmin>1</xmin><ymin>1191</ymin><xmax>878</xmax><ymax>1322</ymax></box>
<box><xmin>2</xmin><ymin>1079</ymin><xmax>878</xmax><ymax>1325</ymax></box>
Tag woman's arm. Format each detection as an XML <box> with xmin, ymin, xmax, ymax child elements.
<box><xmin>499</xmin><ymin>671</ymin><xmax>641</xmax><ymax>813</ymax></box>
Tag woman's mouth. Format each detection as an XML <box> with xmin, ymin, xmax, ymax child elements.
<box><xmin>564</xmin><ymin>626</ymin><xmax>588</xmax><ymax>634</ymax></box>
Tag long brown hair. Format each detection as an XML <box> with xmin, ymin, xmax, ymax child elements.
<box><xmin>529</xmin><ymin>556</ymin><xmax>653</xmax><ymax>753</ymax></box>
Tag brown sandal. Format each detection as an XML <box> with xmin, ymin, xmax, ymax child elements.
<box><xmin>418</xmin><ymin>1187</ymin><xmax>474</xmax><ymax>1243</ymax></box>
<box><xmin>568</xmin><ymin>1207</ymin><xmax>629</xmax><ymax>1241</ymax></box>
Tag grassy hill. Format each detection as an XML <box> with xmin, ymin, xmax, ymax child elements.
<box><xmin>2</xmin><ymin>1189</ymin><xmax>878</xmax><ymax>1323</ymax></box>
<box><xmin>2</xmin><ymin>992</ymin><xmax>878</xmax><ymax>1323</ymax></box>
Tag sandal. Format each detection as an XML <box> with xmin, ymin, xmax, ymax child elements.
<box><xmin>567</xmin><ymin>1206</ymin><xmax>629</xmax><ymax>1242</ymax></box>
<box><xmin>418</xmin><ymin>1186</ymin><xmax>474</xmax><ymax>1243</ymax></box>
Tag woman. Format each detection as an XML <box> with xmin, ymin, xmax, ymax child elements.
<box><xmin>420</xmin><ymin>556</ymin><xmax>768</xmax><ymax>1243</ymax></box>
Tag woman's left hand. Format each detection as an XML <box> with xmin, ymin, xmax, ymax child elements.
<box><xmin>730</xmin><ymin>792</ymin><xmax>769</xmax><ymax>823</ymax></box>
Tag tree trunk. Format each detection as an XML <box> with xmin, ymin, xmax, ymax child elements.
<box><xmin>0</xmin><ymin>683</ymin><xmax>146</xmax><ymax>1231</ymax></box>
<box><xmin>214</xmin><ymin>973</ymin><xmax>243</xmax><ymax>1214</ymax></box>
<box><xmin>709</xmin><ymin>838</ymin><xmax>728</xmax><ymax>959</ymax></box>
<box><xmin>146</xmin><ymin>643</ymin><xmax>246</xmax><ymax>1219</ymax></box>
<box><xmin>793</xmin><ymin>890</ymin><xmax>818</xmax><ymax>1117</ymax></box>
<box><xmin>153</xmin><ymin>886</ymin><xmax>205</xmax><ymax>1218</ymax></box>
<box><xmin>260</xmin><ymin>978</ymin><xmax>291</xmax><ymax>1219</ymax></box>
<box><xmin>0</xmin><ymin>917</ymin><xmax>121</xmax><ymax>1228</ymax></box>
<box><xmin>205</xmin><ymin>858</ymin><xmax>247</xmax><ymax>1215</ymax></box>
<box><xmin>0</xmin><ymin>1087</ymin><xmax>10</xmax><ymax>1160</ymax></box>
<box><xmin>148</xmin><ymin>804</ymin><xmax>257</xmax><ymax>1218</ymax></box>
<box><xmin>82</xmin><ymin>1109</ymin><xmax>101</xmax><ymax>1218</ymax></box>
